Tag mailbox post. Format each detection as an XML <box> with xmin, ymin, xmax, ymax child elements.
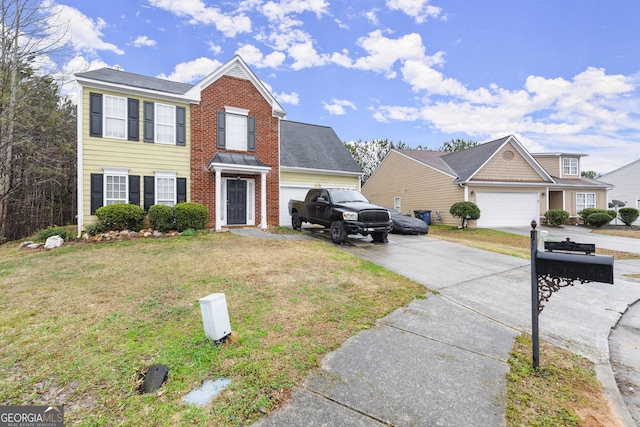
<box><xmin>530</xmin><ymin>221</ymin><xmax>614</xmax><ymax>368</ymax></box>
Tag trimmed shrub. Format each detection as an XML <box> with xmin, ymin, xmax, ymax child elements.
<box><xmin>618</xmin><ymin>207</ymin><xmax>639</xmax><ymax>226</ymax></box>
<box><xmin>586</xmin><ymin>212</ymin><xmax>613</xmax><ymax>227</ymax></box>
<box><xmin>174</xmin><ymin>202</ymin><xmax>209</xmax><ymax>232</ymax></box>
<box><xmin>84</xmin><ymin>223</ymin><xmax>104</xmax><ymax>236</ymax></box>
<box><xmin>577</xmin><ymin>208</ymin><xmax>600</xmax><ymax>223</ymax></box>
<box><xmin>449</xmin><ymin>201</ymin><xmax>480</xmax><ymax>228</ymax></box>
<box><xmin>544</xmin><ymin>209</ymin><xmax>569</xmax><ymax>227</ymax></box>
<box><xmin>606</xmin><ymin>209</ymin><xmax>617</xmax><ymax>219</ymax></box>
<box><xmin>95</xmin><ymin>203</ymin><xmax>145</xmax><ymax>232</ymax></box>
<box><xmin>148</xmin><ymin>204</ymin><xmax>175</xmax><ymax>232</ymax></box>
<box><xmin>36</xmin><ymin>226</ymin><xmax>72</xmax><ymax>242</ymax></box>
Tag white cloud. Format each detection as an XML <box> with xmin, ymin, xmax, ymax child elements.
<box><xmin>236</xmin><ymin>45</ymin><xmax>286</xmax><ymax>68</ymax></box>
<box><xmin>261</xmin><ymin>0</ymin><xmax>330</xmax><ymax>21</ymax></box>
<box><xmin>147</xmin><ymin>0</ymin><xmax>251</xmax><ymax>37</ymax></box>
<box><xmin>365</xmin><ymin>9</ymin><xmax>380</xmax><ymax>25</ymax></box>
<box><xmin>48</xmin><ymin>4</ymin><xmax>124</xmax><ymax>54</ymax></box>
<box><xmin>288</xmin><ymin>41</ymin><xmax>330</xmax><ymax>70</ymax></box>
<box><xmin>323</xmin><ymin>98</ymin><xmax>357</xmax><ymax>115</ymax></box>
<box><xmin>132</xmin><ymin>35</ymin><xmax>156</xmax><ymax>48</ymax></box>
<box><xmin>208</xmin><ymin>42</ymin><xmax>223</xmax><ymax>55</ymax></box>
<box><xmin>157</xmin><ymin>57</ymin><xmax>222</xmax><ymax>83</ymax></box>
<box><xmin>275</xmin><ymin>91</ymin><xmax>300</xmax><ymax>105</ymax></box>
<box><xmin>386</xmin><ymin>0</ymin><xmax>443</xmax><ymax>23</ymax></box>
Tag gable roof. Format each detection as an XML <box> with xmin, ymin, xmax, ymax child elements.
<box><xmin>280</xmin><ymin>120</ymin><xmax>362</xmax><ymax>175</ymax></box>
<box><xmin>394</xmin><ymin>149</ymin><xmax>456</xmax><ymax>177</ymax></box>
<box><xmin>186</xmin><ymin>55</ymin><xmax>286</xmax><ymax>118</ymax></box>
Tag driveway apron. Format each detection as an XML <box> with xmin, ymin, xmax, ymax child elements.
<box><xmin>251</xmin><ymin>231</ymin><xmax>640</xmax><ymax>426</ymax></box>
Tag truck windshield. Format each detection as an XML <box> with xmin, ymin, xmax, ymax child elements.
<box><xmin>330</xmin><ymin>190</ymin><xmax>370</xmax><ymax>203</ymax></box>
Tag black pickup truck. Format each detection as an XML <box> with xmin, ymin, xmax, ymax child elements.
<box><xmin>288</xmin><ymin>188</ymin><xmax>392</xmax><ymax>243</ymax></box>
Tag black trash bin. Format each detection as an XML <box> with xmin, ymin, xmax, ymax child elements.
<box><xmin>413</xmin><ymin>210</ymin><xmax>431</xmax><ymax>225</ymax></box>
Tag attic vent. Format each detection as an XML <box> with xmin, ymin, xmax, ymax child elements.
<box><xmin>503</xmin><ymin>150</ymin><xmax>514</xmax><ymax>160</ymax></box>
<box><xmin>226</xmin><ymin>64</ymin><xmax>249</xmax><ymax>80</ymax></box>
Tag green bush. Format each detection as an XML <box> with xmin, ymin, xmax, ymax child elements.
<box><xmin>36</xmin><ymin>226</ymin><xmax>72</xmax><ymax>242</ymax></box>
<box><xmin>174</xmin><ymin>202</ymin><xmax>209</xmax><ymax>232</ymax></box>
<box><xmin>544</xmin><ymin>209</ymin><xmax>569</xmax><ymax>227</ymax></box>
<box><xmin>148</xmin><ymin>204</ymin><xmax>175</xmax><ymax>232</ymax></box>
<box><xmin>449</xmin><ymin>201</ymin><xmax>480</xmax><ymax>228</ymax></box>
<box><xmin>577</xmin><ymin>208</ymin><xmax>600</xmax><ymax>223</ymax></box>
<box><xmin>84</xmin><ymin>223</ymin><xmax>104</xmax><ymax>236</ymax></box>
<box><xmin>95</xmin><ymin>203</ymin><xmax>145</xmax><ymax>232</ymax></box>
<box><xmin>618</xmin><ymin>207</ymin><xmax>639</xmax><ymax>226</ymax></box>
<box><xmin>586</xmin><ymin>212</ymin><xmax>613</xmax><ymax>227</ymax></box>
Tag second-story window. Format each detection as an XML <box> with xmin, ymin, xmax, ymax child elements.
<box><xmin>104</xmin><ymin>95</ymin><xmax>126</xmax><ymax>139</ymax></box>
<box><xmin>155</xmin><ymin>103</ymin><xmax>176</xmax><ymax>144</ymax></box>
<box><xmin>226</xmin><ymin>113</ymin><xmax>247</xmax><ymax>150</ymax></box>
<box><xmin>563</xmin><ymin>158</ymin><xmax>578</xmax><ymax>175</ymax></box>
<box><xmin>217</xmin><ymin>107</ymin><xmax>256</xmax><ymax>152</ymax></box>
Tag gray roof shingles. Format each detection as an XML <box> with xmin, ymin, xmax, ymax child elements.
<box><xmin>280</xmin><ymin>120</ymin><xmax>362</xmax><ymax>174</ymax></box>
<box><xmin>76</xmin><ymin>68</ymin><xmax>193</xmax><ymax>95</ymax></box>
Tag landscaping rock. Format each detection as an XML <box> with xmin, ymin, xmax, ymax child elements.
<box><xmin>44</xmin><ymin>235</ymin><xmax>64</xmax><ymax>249</ymax></box>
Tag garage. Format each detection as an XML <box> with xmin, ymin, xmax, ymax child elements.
<box><xmin>279</xmin><ymin>185</ymin><xmax>311</xmax><ymax>226</ymax></box>
<box><xmin>475</xmin><ymin>192</ymin><xmax>539</xmax><ymax>227</ymax></box>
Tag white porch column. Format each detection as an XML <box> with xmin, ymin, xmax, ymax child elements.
<box><xmin>260</xmin><ymin>172</ymin><xmax>267</xmax><ymax>229</ymax></box>
<box><xmin>215</xmin><ymin>168</ymin><xmax>222</xmax><ymax>231</ymax></box>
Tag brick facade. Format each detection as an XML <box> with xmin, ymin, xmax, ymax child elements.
<box><xmin>190</xmin><ymin>74</ymin><xmax>280</xmax><ymax>228</ymax></box>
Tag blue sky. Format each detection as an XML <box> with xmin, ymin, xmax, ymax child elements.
<box><xmin>46</xmin><ymin>0</ymin><xmax>640</xmax><ymax>174</ymax></box>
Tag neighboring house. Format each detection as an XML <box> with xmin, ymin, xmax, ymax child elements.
<box><xmin>362</xmin><ymin>134</ymin><xmax>610</xmax><ymax>227</ymax></box>
<box><xmin>76</xmin><ymin>55</ymin><xmax>358</xmax><ymax>234</ymax></box>
<box><xmin>279</xmin><ymin>120</ymin><xmax>362</xmax><ymax>226</ymax></box>
<box><xmin>596</xmin><ymin>159</ymin><xmax>640</xmax><ymax>224</ymax></box>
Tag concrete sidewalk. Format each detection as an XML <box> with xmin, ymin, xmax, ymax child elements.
<box><xmin>237</xmin><ymin>230</ymin><xmax>640</xmax><ymax>426</ymax></box>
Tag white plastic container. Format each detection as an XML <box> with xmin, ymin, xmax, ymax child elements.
<box><xmin>199</xmin><ymin>293</ymin><xmax>231</xmax><ymax>341</ymax></box>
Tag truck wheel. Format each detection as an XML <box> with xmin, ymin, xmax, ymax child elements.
<box><xmin>291</xmin><ymin>212</ymin><xmax>302</xmax><ymax>230</ymax></box>
<box><xmin>330</xmin><ymin>221</ymin><xmax>347</xmax><ymax>243</ymax></box>
<box><xmin>372</xmin><ymin>231</ymin><xmax>388</xmax><ymax>243</ymax></box>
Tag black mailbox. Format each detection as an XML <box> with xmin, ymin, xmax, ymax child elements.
<box><xmin>536</xmin><ymin>251</ymin><xmax>614</xmax><ymax>284</ymax></box>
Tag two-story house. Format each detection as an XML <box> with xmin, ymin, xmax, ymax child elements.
<box><xmin>76</xmin><ymin>56</ymin><xmax>362</xmax><ymax>235</ymax></box>
<box><xmin>362</xmin><ymin>134</ymin><xmax>610</xmax><ymax>227</ymax></box>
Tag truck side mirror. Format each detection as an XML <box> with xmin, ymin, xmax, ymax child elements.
<box><xmin>317</xmin><ymin>197</ymin><xmax>328</xmax><ymax>204</ymax></box>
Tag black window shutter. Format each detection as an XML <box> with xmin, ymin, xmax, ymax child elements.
<box><xmin>129</xmin><ymin>175</ymin><xmax>140</xmax><ymax>206</ymax></box>
<box><xmin>216</xmin><ymin>111</ymin><xmax>226</xmax><ymax>148</ymax></box>
<box><xmin>143</xmin><ymin>101</ymin><xmax>154</xmax><ymax>143</ymax></box>
<box><xmin>143</xmin><ymin>176</ymin><xmax>155</xmax><ymax>211</ymax></box>
<box><xmin>90</xmin><ymin>173</ymin><xmax>103</xmax><ymax>214</ymax></box>
<box><xmin>177</xmin><ymin>178</ymin><xmax>187</xmax><ymax>203</ymax></box>
<box><xmin>176</xmin><ymin>106</ymin><xmax>186</xmax><ymax>146</ymax></box>
<box><xmin>248</xmin><ymin>115</ymin><xmax>256</xmax><ymax>152</ymax></box>
<box><xmin>90</xmin><ymin>93</ymin><xmax>103</xmax><ymax>137</ymax></box>
<box><xmin>128</xmin><ymin>98</ymin><xmax>139</xmax><ymax>141</ymax></box>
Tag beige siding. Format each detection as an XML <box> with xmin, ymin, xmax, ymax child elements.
<box><xmin>473</xmin><ymin>142</ymin><xmax>545</xmax><ymax>182</ymax></box>
<box><xmin>81</xmin><ymin>87</ymin><xmax>191</xmax><ymax>226</ymax></box>
<box><xmin>280</xmin><ymin>170</ymin><xmax>360</xmax><ymax>188</ymax></box>
<box><xmin>535</xmin><ymin>156</ymin><xmax>560</xmax><ymax>176</ymax></box>
<box><xmin>561</xmin><ymin>188</ymin><xmax>608</xmax><ymax>216</ymax></box>
<box><xmin>362</xmin><ymin>151</ymin><xmax>463</xmax><ymax>226</ymax></box>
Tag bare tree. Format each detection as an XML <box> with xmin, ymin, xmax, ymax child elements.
<box><xmin>0</xmin><ymin>0</ymin><xmax>68</xmax><ymax>241</ymax></box>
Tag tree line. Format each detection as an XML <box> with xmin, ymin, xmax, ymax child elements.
<box><xmin>0</xmin><ymin>0</ymin><xmax>76</xmax><ymax>243</ymax></box>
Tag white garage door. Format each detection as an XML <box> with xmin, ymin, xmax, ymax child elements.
<box><xmin>279</xmin><ymin>186</ymin><xmax>311</xmax><ymax>226</ymax></box>
<box><xmin>475</xmin><ymin>192</ymin><xmax>539</xmax><ymax>227</ymax></box>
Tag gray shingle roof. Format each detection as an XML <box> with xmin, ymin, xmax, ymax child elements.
<box><xmin>395</xmin><ymin>149</ymin><xmax>455</xmax><ymax>176</ymax></box>
<box><xmin>280</xmin><ymin>120</ymin><xmax>362</xmax><ymax>174</ymax></box>
<box><xmin>441</xmin><ymin>136</ymin><xmax>511</xmax><ymax>182</ymax></box>
<box><xmin>75</xmin><ymin>68</ymin><xmax>193</xmax><ymax>95</ymax></box>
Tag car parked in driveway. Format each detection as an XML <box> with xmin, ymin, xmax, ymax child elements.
<box><xmin>387</xmin><ymin>208</ymin><xmax>429</xmax><ymax>235</ymax></box>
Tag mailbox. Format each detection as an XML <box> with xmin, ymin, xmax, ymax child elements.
<box><xmin>536</xmin><ymin>251</ymin><xmax>613</xmax><ymax>284</ymax></box>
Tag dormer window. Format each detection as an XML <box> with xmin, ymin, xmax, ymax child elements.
<box><xmin>563</xmin><ymin>158</ymin><xmax>578</xmax><ymax>175</ymax></box>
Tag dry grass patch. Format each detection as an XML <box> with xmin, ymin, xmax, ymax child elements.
<box><xmin>0</xmin><ymin>232</ymin><xmax>425</xmax><ymax>426</ymax></box>
<box><xmin>507</xmin><ymin>334</ymin><xmax>624</xmax><ymax>427</ymax></box>
<box><xmin>428</xmin><ymin>225</ymin><xmax>640</xmax><ymax>260</ymax></box>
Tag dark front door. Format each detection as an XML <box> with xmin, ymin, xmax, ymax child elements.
<box><xmin>227</xmin><ymin>179</ymin><xmax>247</xmax><ymax>225</ymax></box>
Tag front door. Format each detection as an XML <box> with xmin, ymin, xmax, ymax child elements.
<box><xmin>227</xmin><ymin>180</ymin><xmax>247</xmax><ymax>225</ymax></box>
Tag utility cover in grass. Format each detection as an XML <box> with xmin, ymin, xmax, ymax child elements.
<box><xmin>182</xmin><ymin>378</ymin><xmax>231</xmax><ymax>406</ymax></box>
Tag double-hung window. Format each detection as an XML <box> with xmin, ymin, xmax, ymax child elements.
<box><xmin>104</xmin><ymin>168</ymin><xmax>128</xmax><ymax>205</ymax></box>
<box><xmin>563</xmin><ymin>158</ymin><xmax>578</xmax><ymax>175</ymax></box>
<box><xmin>217</xmin><ymin>107</ymin><xmax>256</xmax><ymax>152</ymax></box>
<box><xmin>104</xmin><ymin>95</ymin><xmax>127</xmax><ymax>139</ymax></box>
<box><xmin>155</xmin><ymin>172</ymin><xmax>176</xmax><ymax>207</ymax></box>
<box><xmin>576</xmin><ymin>193</ymin><xmax>595</xmax><ymax>212</ymax></box>
<box><xmin>155</xmin><ymin>103</ymin><xmax>176</xmax><ymax>144</ymax></box>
